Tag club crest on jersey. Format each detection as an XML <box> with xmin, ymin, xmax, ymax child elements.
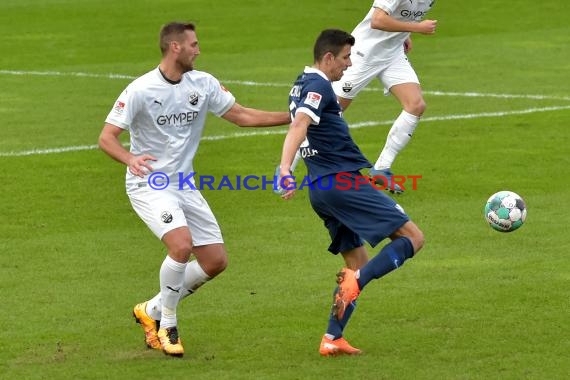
<box><xmin>304</xmin><ymin>92</ymin><xmax>322</xmax><ymax>109</ymax></box>
<box><xmin>341</xmin><ymin>82</ymin><xmax>353</xmax><ymax>93</ymax></box>
<box><xmin>188</xmin><ymin>92</ymin><xmax>199</xmax><ymax>106</ymax></box>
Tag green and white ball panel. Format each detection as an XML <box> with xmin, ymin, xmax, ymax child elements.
<box><xmin>484</xmin><ymin>191</ymin><xmax>527</xmax><ymax>233</ymax></box>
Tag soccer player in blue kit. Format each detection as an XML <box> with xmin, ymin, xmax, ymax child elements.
<box><xmin>278</xmin><ymin>29</ymin><xmax>425</xmax><ymax>356</ymax></box>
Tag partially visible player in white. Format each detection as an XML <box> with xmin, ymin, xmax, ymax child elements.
<box><xmin>331</xmin><ymin>0</ymin><xmax>437</xmax><ymax>193</ymax></box>
<box><xmin>98</xmin><ymin>22</ymin><xmax>289</xmax><ymax>357</ymax></box>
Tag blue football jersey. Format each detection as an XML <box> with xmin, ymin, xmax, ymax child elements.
<box><xmin>289</xmin><ymin>67</ymin><xmax>371</xmax><ymax>182</ymax></box>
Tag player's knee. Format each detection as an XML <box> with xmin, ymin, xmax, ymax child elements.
<box><xmin>169</xmin><ymin>242</ymin><xmax>193</xmax><ymax>262</ymax></box>
<box><xmin>193</xmin><ymin>244</ymin><xmax>228</xmax><ymax>277</ymax></box>
<box><xmin>394</xmin><ymin>221</ymin><xmax>424</xmax><ymax>254</ymax></box>
<box><xmin>405</xmin><ymin>98</ymin><xmax>426</xmax><ymax>117</ymax></box>
<box><xmin>417</xmin><ymin>99</ymin><xmax>426</xmax><ymax>116</ymax></box>
<box><xmin>209</xmin><ymin>253</ymin><xmax>228</xmax><ymax>276</ymax></box>
<box><xmin>410</xmin><ymin>228</ymin><xmax>425</xmax><ymax>254</ymax></box>
<box><xmin>201</xmin><ymin>254</ymin><xmax>228</xmax><ymax>278</ymax></box>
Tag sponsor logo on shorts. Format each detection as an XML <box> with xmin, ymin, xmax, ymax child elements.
<box><xmin>161</xmin><ymin>211</ymin><xmax>173</xmax><ymax>223</ymax></box>
<box><xmin>341</xmin><ymin>82</ymin><xmax>353</xmax><ymax>93</ymax></box>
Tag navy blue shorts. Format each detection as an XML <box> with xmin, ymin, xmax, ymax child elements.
<box><xmin>308</xmin><ymin>171</ymin><xmax>410</xmax><ymax>254</ymax></box>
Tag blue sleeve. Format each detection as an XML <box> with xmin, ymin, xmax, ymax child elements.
<box><xmin>296</xmin><ymin>79</ymin><xmax>334</xmax><ymax>125</ymax></box>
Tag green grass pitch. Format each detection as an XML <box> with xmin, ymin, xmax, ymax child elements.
<box><xmin>1</xmin><ymin>0</ymin><xmax>569</xmax><ymax>379</ymax></box>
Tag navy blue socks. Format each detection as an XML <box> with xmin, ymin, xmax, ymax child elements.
<box><xmin>357</xmin><ymin>237</ymin><xmax>414</xmax><ymax>290</ymax></box>
<box><xmin>326</xmin><ymin>293</ymin><xmax>356</xmax><ymax>339</ymax></box>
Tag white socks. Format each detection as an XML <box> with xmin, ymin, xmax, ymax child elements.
<box><xmin>159</xmin><ymin>256</ymin><xmax>187</xmax><ymax>329</ymax></box>
<box><xmin>146</xmin><ymin>259</ymin><xmax>211</xmax><ymax>324</ymax></box>
<box><xmin>146</xmin><ymin>293</ymin><xmax>163</xmax><ymax>321</ymax></box>
<box><xmin>375</xmin><ymin>110</ymin><xmax>419</xmax><ymax>170</ymax></box>
<box><xmin>180</xmin><ymin>260</ymin><xmax>211</xmax><ymax>298</ymax></box>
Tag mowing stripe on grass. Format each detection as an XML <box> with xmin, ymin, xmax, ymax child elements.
<box><xmin>1</xmin><ymin>69</ymin><xmax>568</xmax><ymax>157</ymax></box>
<box><xmin>2</xmin><ymin>105</ymin><xmax>570</xmax><ymax>157</ymax></box>
<box><xmin>2</xmin><ymin>69</ymin><xmax>570</xmax><ymax>102</ymax></box>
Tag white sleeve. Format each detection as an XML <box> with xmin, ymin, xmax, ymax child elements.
<box><xmin>373</xmin><ymin>0</ymin><xmax>400</xmax><ymax>15</ymax></box>
<box><xmin>207</xmin><ymin>75</ymin><xmax>236</xmax><ymax>116</ymax></box>
<box><xmin>104</xmin><ymin>83</ymin><xmax>141</xmax><ymax>130</ymax></box>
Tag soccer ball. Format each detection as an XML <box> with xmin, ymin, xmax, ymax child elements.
<box><xmin>484</xmin><ymin>191</ymin><xmax>527</xmax><ymax>232</ymax></box>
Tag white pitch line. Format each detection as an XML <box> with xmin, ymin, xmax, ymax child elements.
<box><xmin>422</xmin><ymin>90</ymin><xmax>570</xmax><ymax>101</ymax></box>
<box><xmin>0</xmin><ymin>144</ymin><xmax>101</xmax><ymax>157</ymax></box>
<box><xmin>1</xmin><ymin>69</ymin><xmax>568</xmax><ymax>157</ymax></box>
<box><xmin>0</xmin><ymin>69</ymin><xmax>137</xmax><ymax>80</ymax></box>
<box><xmin>2</xmin><ymin>105</ymin><xmax>569</xmax><ymax>157</ymax></box>
<box><xmin>2</xmin><ymin>69</ymin><xmax>570</xmax><ymax>101</ymax></box>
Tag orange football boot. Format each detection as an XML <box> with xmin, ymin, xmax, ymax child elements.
<box><xmin>319</xmin><ymin>335</ymin><xmax>362</xmax><ymax>356</ymax></box>
<box><xmin>133</xmin><ymin>302</ymin><xmax>161</xmax><ymax>350</ymax></box>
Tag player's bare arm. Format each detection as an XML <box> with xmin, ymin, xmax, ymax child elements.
<box><xmin>371</xmin><ymin>9</ymin><xmax>437</xmax><ymax>34</ymax></box>
<box><xmin>279</xmin><ymin>112</ymin><xmax>311</xmax><ymax>199</ymax></box>
<box><xmin>98</xmin><ymin>123</ymin><xmax>156</xmax><ymax>178</ymax></box>
<box><xmin>221</xmin><ymin>102</ymin><xmax>290</xmax><ymax>127</ymax></box>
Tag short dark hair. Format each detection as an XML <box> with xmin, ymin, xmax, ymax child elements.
<box><xmin>159</xmin><ymin>22</ymin><xmax>196</xmax><ymax>55</ymax></box>
<box><xmin>313</xmin><ymin>29</ymin><xmax>355</xmax><ymax>62</ymax></box>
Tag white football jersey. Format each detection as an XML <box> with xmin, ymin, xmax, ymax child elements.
<box><xmin>351</xmin><ymin>0</ymin><xmax>435</xmax><ymax>64</ymax></box>
<box><xmin>105</xmin><ymin>67</ymin><xmax>235</xmax><ymax>191</ymax></box>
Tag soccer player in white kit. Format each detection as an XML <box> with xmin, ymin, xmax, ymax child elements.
<box><xmin>332</xmin><ymin>0</ymin><xmax>437</xmax><ymax>193</ymax></box>
<box><xmin>99</xmin><ymin>22</ymin><xmax>289</xmax><ymax>357</ymax></box>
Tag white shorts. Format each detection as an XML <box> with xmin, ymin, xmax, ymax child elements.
<box><xmin>332</xmin><ymin>52</ymin><xmax>420</xmax><ymax>99</ymax></box>
<box><xmin>127</xmin><ymin>186</ymin><xmax>223</xmax><ymax>245</ymax></box>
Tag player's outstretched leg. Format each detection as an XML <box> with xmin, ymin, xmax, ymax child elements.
<box><xmin>357</xmin><ymin>237</ymin><xmax>415</xmax><ymax>289</ymax></box>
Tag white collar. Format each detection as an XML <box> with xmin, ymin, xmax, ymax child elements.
<box><xmin>304</xmin><ymin>66</ymin><xmax>330</xmax><ymax>81</ymax></box>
